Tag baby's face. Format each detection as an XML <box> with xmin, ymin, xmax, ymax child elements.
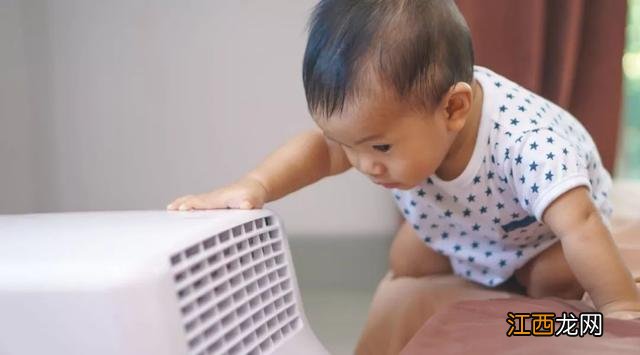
<box><xmin>315</xmin><ymin>96</ymin><xmax>456</xmax><ymax>190</ymax></box>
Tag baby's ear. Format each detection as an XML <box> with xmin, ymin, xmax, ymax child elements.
<box><xmin>443</xmin><ymin>82</ymin><xmax>473</xmax><ymax>131</ymax></box>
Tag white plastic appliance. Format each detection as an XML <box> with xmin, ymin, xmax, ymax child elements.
<box><xmin>0</xmin><ymin>210</ymin><xmax>329</xmax><ymax>355</ymax></box>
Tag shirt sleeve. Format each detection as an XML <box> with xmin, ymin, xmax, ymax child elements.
<box><xmin>502</xmin><ymin>129</ymin><xmax>591</xmax><ymax>221</ymax></box>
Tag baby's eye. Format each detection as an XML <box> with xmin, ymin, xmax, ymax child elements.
<box><xmin>373</xmin><ymin>144</ymin><xmax>392</xmax><ymax>153</ymax></box>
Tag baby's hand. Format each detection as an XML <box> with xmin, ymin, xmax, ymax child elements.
<box><xmin>603</xmin><ymin>310</ymin><xmax>640</xmax><ymax>320</ymax></box>
<box><xmin>166</xmin><ymin>177</ymin><xmax>268</xmax><ymax>211</ymax></box>
<box><xmin>600</xmin><ymin>300</ymin><xmax>640</xmax><ymax>320</ymax></box>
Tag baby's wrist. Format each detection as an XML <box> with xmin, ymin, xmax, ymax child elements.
<box><xmin>244</xmin><ymin>174</ymin><xmax>270</xmax><ymax>200</ymax></box>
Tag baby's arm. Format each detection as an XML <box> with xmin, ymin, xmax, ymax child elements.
<box><xmin>168</xmin><ymin>128</ymin><xmax>352</xmax><ymax>210</ymax></box>
<box><xmin>543</xmin><ymin>186</ymin><xmax>640</xmax><ymax>318</ymax></box>
<box><xmin>247</xmin><ymin>128</ymin><xmax>351</xmax><ymax>202</ymax></box>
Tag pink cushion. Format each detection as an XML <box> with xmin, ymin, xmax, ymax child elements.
<box><xmin>401</xmin><ymin>297</ymin><xmax>640</xmax><ymax>355</ymax></box>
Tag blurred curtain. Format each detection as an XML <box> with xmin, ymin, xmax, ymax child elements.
<box><xmin>456</xmin><ymin>0</ymin><xmax>627</xmax><ymax>173</ymax></box>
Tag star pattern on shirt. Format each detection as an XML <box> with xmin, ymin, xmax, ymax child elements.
<box><xmin>389</xmin><ymin>67</ymin><xmax>611</xmax><ymax>289</ymax></box>
<box><xmin>545</xmin><ymin>171</ymin><xmax>554</xmax><ymax>181</ymax></box>
<box><xmin>531</xmin><ymin>183</ymin><xmax>539</xmax><ymax>193</ymax></box>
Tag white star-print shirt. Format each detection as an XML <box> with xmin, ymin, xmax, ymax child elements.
<box><xmin>393</xmin><ymin>66</ymin><xmax>613</xmax><ymax>287</ymax></box>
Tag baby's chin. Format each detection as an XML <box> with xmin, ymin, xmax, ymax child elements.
<box><xmin>387</xmin><ymin>182</ymin><xmax>415</xmax><ymax>191</ymax></box>
<box><xmin>372</xmin><ymin>176</ymin><xmax>425</xmax><ymax>190</ymax></box>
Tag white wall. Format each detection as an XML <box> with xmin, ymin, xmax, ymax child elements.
<box><xmin>0</xmin><ymin>0</ymin><xmax>38</xmax><ymax>213</ymax></box>
<box><xmin>0</xmin><ymin>0</ymin><xmax>399</xmax><ymax>238</ymax></box>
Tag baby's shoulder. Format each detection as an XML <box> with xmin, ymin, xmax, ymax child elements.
<box><xmin>475</xmin><ymin>66</ymin><xmax>563</xmax><ymax>126</ymax></box>
<box><xmin>483</xmin><ymin>89</ymin><xmax>586</xmax><ymax>151</ymax></box>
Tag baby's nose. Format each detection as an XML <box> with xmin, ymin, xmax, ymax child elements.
<box><xmin>360</xmin><ymin>159</ymin><xmax>385</xmax><ymax>177</ymax></box>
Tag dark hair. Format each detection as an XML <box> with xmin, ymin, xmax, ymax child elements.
<box><xmin>303</xmin><ymin>0</ymin><xmax>474</xmax><ymax>118</ymax></box>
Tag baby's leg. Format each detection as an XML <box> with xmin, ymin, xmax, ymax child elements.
<box><xmin>352</xmin><ymin>222</ymin><xmax>453</xmax><ymax>354</ymax></box>
<box><xmin>389</xmin><ymin>221</ymin><xmax>452</xmax><ymax>278</ymax></box>
<box><xmin>355</xmin><ymin>273</ymin><xmax>515</xmax><ymax>355</ymax></box>
<box><xmin>514</xmin><ymin>240</ymin><xmax>584</xmax><ymax>299</ymax></box>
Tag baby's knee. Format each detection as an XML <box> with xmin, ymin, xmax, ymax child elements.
<box><xmin>389</xmin><ymin>249</ymin><xmax>420</xmax><ymax>278</ymax></box>
<box><xmin>389</xmin><ymin>246</ymin><xmax>446</xmax><ymax>279</ymax></box>
<box><xmin>388</xmin><ymin>222</ymin><xmax>453</xmax><ymax>279</ymax></box>
<box><xmin>389</xmin><ymin>232</ymin><xmax>419</xmax><ymax>278</ymax></box>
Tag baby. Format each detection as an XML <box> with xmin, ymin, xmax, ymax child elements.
<box><xmin>169</xmin><ymin>0</ymin><xmax>640</xmax><ymax>337</ymax></box>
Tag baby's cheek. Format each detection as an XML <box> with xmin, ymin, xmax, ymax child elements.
<box><xmin>343</xmin><ymin>150</ymin><xmax>357</xmax><ymax>165</ymax></box>
<box><xmin>394</xmin><ymin>163</ymin><xmax>414</xmax><ymax>182</ymax></box>
<box><xmin>408</xmin><ymin>159</ymin><xmax>434</xmax><ymax>182</ymax></box>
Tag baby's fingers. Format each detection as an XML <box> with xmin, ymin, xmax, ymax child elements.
<box><xmin>167</xmin><ymin>195</ymin><xmax>216</xmax><ymax>211</ymax></box>
<box><xmin>166</xmin><ymin>195</ymin><xmax>192</xmax><ymax>210</ymax></box>
<box><xmin>178</xmin><ymin>197</ymin><xmax>210</xmax><ymax>211</ymax></box>
<box><xmin>181</xmin><ymin>195</ymin><xmax>225</xmax><ymax>211</ymax></box>
<box><xmin>182</xmin><ymin>191</ymin><xmax>240</xmax><ymax>210</ymax></box>
<box><xmin>604</xmin><ymin>310</ymin><xmax>640</xmax><ymax>320</ymax></box>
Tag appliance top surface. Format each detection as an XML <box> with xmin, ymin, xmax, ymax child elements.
<box><xmin>0</xmin><ymin>210</ymin><xmax>275</xmax><ymax>288</ymax></box>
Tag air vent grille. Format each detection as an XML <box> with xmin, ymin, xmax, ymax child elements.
<box><xmin>169</xmin><ymin>216</ymin><xmax>301</xmax><ymax>355</ymax></box>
